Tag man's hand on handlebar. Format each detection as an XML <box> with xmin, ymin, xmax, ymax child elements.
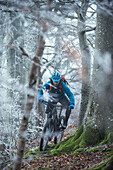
<box><xmin>69</xmin><ymin>104</ymin><xmax>74</xmax><ymax>109</ymax></box>
<box><xmin>38</xmin><ymin>97</ymin><xmax>44</xmax><ymax>103</ymax></box>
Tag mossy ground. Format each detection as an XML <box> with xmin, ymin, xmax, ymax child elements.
<box><xmin>50</xmin><ymin>126</ymin><xmax>113</xmax><ymax>169</ymax></box>
<box><xmin>50</xmin><ymin>125</ymin><xmax>100</xmax><ymax>156</ymax></box>
<box><xmin>23</xmin><ymin>127</ymin><xmax>113</xmax><ymax>169</ymax></box>
<box><xmin>86</xmin><ymin>147</ymin><xmax>100</xmax><ymax>153</ymax></box>
<box><xmin>92</xmin><ymin>155</ymin><xmax>113</xmax><ymax>170</ymax></box>
<box><xmin>24</xmin><ymin>147</ymin><xmax>40</xmax><ymax>159</ymax></box>
<box><xmin>71</xmin><ymin>148</ymin><xmax>84</xmax><ymax>156</ymax></box>
<box><xmin>50</xmin><ymin>125</ymin><xmax>83</xmax><ymax>155</ymax></box>
<box><xmin>99</xmin><ymin>132</ymin><xmax>113</xmax><ymax>145</ymax></box>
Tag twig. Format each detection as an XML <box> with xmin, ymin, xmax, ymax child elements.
<box><xmin>19</xmin><ymin>46</ymin><xmax>29</xmax><ymax>57</ymax></box>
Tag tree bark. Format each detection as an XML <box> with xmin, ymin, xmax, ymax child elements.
<box><xmin>77</xmin><ymin>0</ymin><xmax>91</xmax><ymax>127</ymax></box>
<box><xmin>84</xmin><ymin>4</ymin><xmax>113</xmax><ymax>137</ymax></box>
<box><xmin>13</xmin><ymin>35</ymin><xmax>45</xmax><ymax>170</ymax></box>
<box><xmin>13</xmin><ymin>0</ymin><xmax>54</xmax><ymax>167</ymax></box>
<box><xmin>36</xmin><ymin>0</ymin><xmax>54</xmax><ymax>125</ymax></box>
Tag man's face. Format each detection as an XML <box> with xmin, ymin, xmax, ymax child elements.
<box><xmin>53</xmin><ymin>81</ymin><xmax>60</xmax><ymax>87</ymax></box>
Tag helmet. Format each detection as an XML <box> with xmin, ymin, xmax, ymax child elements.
<box><xmin>51</xmin><ymin>72</ymin><xmax>61</xmax><ymax>82</ymax></box>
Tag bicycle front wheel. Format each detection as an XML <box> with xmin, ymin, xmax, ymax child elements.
<box><xmin>40</xmin><ymin>118</ymin><xmax>53</xmax><ymax>151</ymax></box>
<box><xmin>54</xmin><ymin>116</ymin><xmax>65</xmax><ymax>144</ymax></box>
<box><xmin>54</xmin><ymin>130</ymin><xmax>64</xmax><ymax>144</ymax></box>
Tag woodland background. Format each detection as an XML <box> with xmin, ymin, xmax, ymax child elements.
<box><xmin>0</xmin><ymin>0</ymin><xmax>113</xmax><ymax>169</ymax></box>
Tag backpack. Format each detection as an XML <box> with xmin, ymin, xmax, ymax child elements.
<box><xmin>61</xmin><ymin>75</ymin><xmax>68</xmax><ymax>85</ymax></box>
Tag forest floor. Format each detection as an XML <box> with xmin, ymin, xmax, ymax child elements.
<box><xmin>21</xmin><ymin>124</ymin><xmax>113</xmax><ymax>170</ymax></box>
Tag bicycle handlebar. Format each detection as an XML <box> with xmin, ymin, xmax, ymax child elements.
<box><xmin>41</xmin><ymin>100</ymin><xmax>71</xmax><ymax>110</ymax></box>
<box><xmin>42</xmin><ymin>100</ymin><xmax>63</xmax><ymax>108</ymax></box>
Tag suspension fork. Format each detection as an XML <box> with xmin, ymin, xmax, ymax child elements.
<box><xmin>59</xmin><ymin>107</ymin><xmax>63</xmax><ymax>118</ymax></box>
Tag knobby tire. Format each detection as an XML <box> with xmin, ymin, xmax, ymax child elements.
<box><xmin>54</xmin><ymin>116</ymin><xmax>65</xmax><ymax>144</ymax></box>
<box><xmin>40</xmin><ymin>118</ymin><xmax>53</xmax><ymax>151</ymax></box>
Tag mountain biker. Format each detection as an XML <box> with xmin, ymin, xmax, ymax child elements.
<box><xmin>38</xmin><ymin>72</ymin><xmax>75</xmax><ymax>129</ymax></box>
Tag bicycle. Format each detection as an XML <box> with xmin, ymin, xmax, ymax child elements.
<box><xmin>39</xmin><ymin>101</ymin><xmax>66</xmax><ymax>151</ymax></box>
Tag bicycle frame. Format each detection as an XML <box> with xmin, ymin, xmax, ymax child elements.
<box><xmin>39</xmin><ymin>101</ymin><xmax>65</xmax><ymax>151</ymax></box>
<box><xmin>43</xmin><ymin>100</ymin><xmax>62</xmax><ymax>119</ymax></box>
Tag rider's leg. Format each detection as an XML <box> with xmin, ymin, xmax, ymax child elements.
<box><xmin>64</xmin><ymin>108</ymin><xmax>71</xmax><ymax>126</ymax></box>
<box><xmin>59</xmin><ymin>97</ymin><xmax>71</xmax><ymax>128</ymax></box>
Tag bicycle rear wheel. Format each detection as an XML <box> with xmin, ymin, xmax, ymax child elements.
<box><xmin>40</xmin><ymin>118</ymin><xmax>53</xmax><ymax>151</ymax></box>
<box><xmin>54</xmin><ymin>116</ymin><xmax>65</xmax><ymax>144</ymax></box>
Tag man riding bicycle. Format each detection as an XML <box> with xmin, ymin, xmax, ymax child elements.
<box><xmin>38</xmin><ymin>72</ymin><xmax>75</xmax><ymax>129</ymax></box>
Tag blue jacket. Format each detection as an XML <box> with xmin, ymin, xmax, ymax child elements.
<box><xmin>38</xmin><ymin>80</ymin><xmax>75</xmax><ymax>105</ymax></box>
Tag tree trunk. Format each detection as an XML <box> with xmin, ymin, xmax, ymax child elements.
<box><xmin>77</xmin><ymin>0</ymin><xmax>91</xmax><ymax>127</ymax></box>
<box><xmin>36</xmin><ymin>62</ymin><xmax>45</xmax><ymax>126</ymax></box>
<box><xmin>13</xmin><ymin>35</ymin><xmax>45</xmax><ymax>170</ymax></box>
<box><xmin>13</xmin><ymin>0</ymin><xmax>54</xmax><ymax>167</ymax></box>
<box><xmin>84</xmin><ymin>4</ymin><xmax>113</xmax><ymax>138</ymax></box>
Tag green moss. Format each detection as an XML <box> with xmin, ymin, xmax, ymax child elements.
<box><xmin>92</xmin><ymin>155</ymin><xmax>113</xmax><ymax>170</ymax></box>
<box><xmin>50</xmin><ymin>125</ymin><xmax>101</xmax><ymax>156</ymax></box>
<box><xmin>24</xmin><ymin>155</ymin><xmax>30</xmax><ymax>159</ymax></box>
<box><xmin>86</xmin><ymin>148</ymin><xmax>100</xmax><ymax>153</ymax></box>
<box><xmin>99</xmin><ymin>138</ymin><xmax>108</xmax><ymax>145</ymax></box>
<box><xmin>24</xmin><ymin>150</ymin><xmax>34</xmax><ymax>155</ymax></box>
<box><xmin>71</xmin><ymin>148</ymin><xmax>84</xmax><ymax>156</ymax></box>
<box><xmin>90</xmin><ymin>144</ymin><xmax>113</xmax><ymax>170</ymax></box>
<box><xmin>83</xmin><ymin>126</ymin><xmax>100</xmax><ymax>145</ymax></box>
<box><xmin>50</xmin><ymin>125</ymin><xmax>83</xmax><ymax>155</ymax></box>
<box><xmin>101</xmin><ymin>147</ymin><xmax>113</xmax><ymax>160</ymax></box>
<box><xmin>105</xmin><ymin>148</ymin><xmax>112</xmax><ymax>152</ymax></box>
<box><xmin>76</xmin><ymin>126</ymin><xmax>100</xmax><ymax>148</ymax></box>
<box><xmin>100</xmin><ymin>132</ymin><xmax>113</xmax><ymax>145</ymax></box>
<box><xmin>23</xmin><ymin>147</ymin><xmax>40</xmax><ymax>159</ymax></box>
<box><xmin>78</xmin><ymin>133</ymin><xmax>87</xmax><ymax>147</ymax></box>
<box><xmin>54</xmin><ymin>135</ymin><xmax>74</xmax><ymax>149</ymax></box>
<box><xmin>73</xmin><ymin>133</ymin><xmax>86</xmax><ymax>148</ymax></box>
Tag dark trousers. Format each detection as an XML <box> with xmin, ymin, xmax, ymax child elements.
<box><xmin>46</xmin><ymin>96</ymin><xmax>71</xmax><ymax>126</ymax></box>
